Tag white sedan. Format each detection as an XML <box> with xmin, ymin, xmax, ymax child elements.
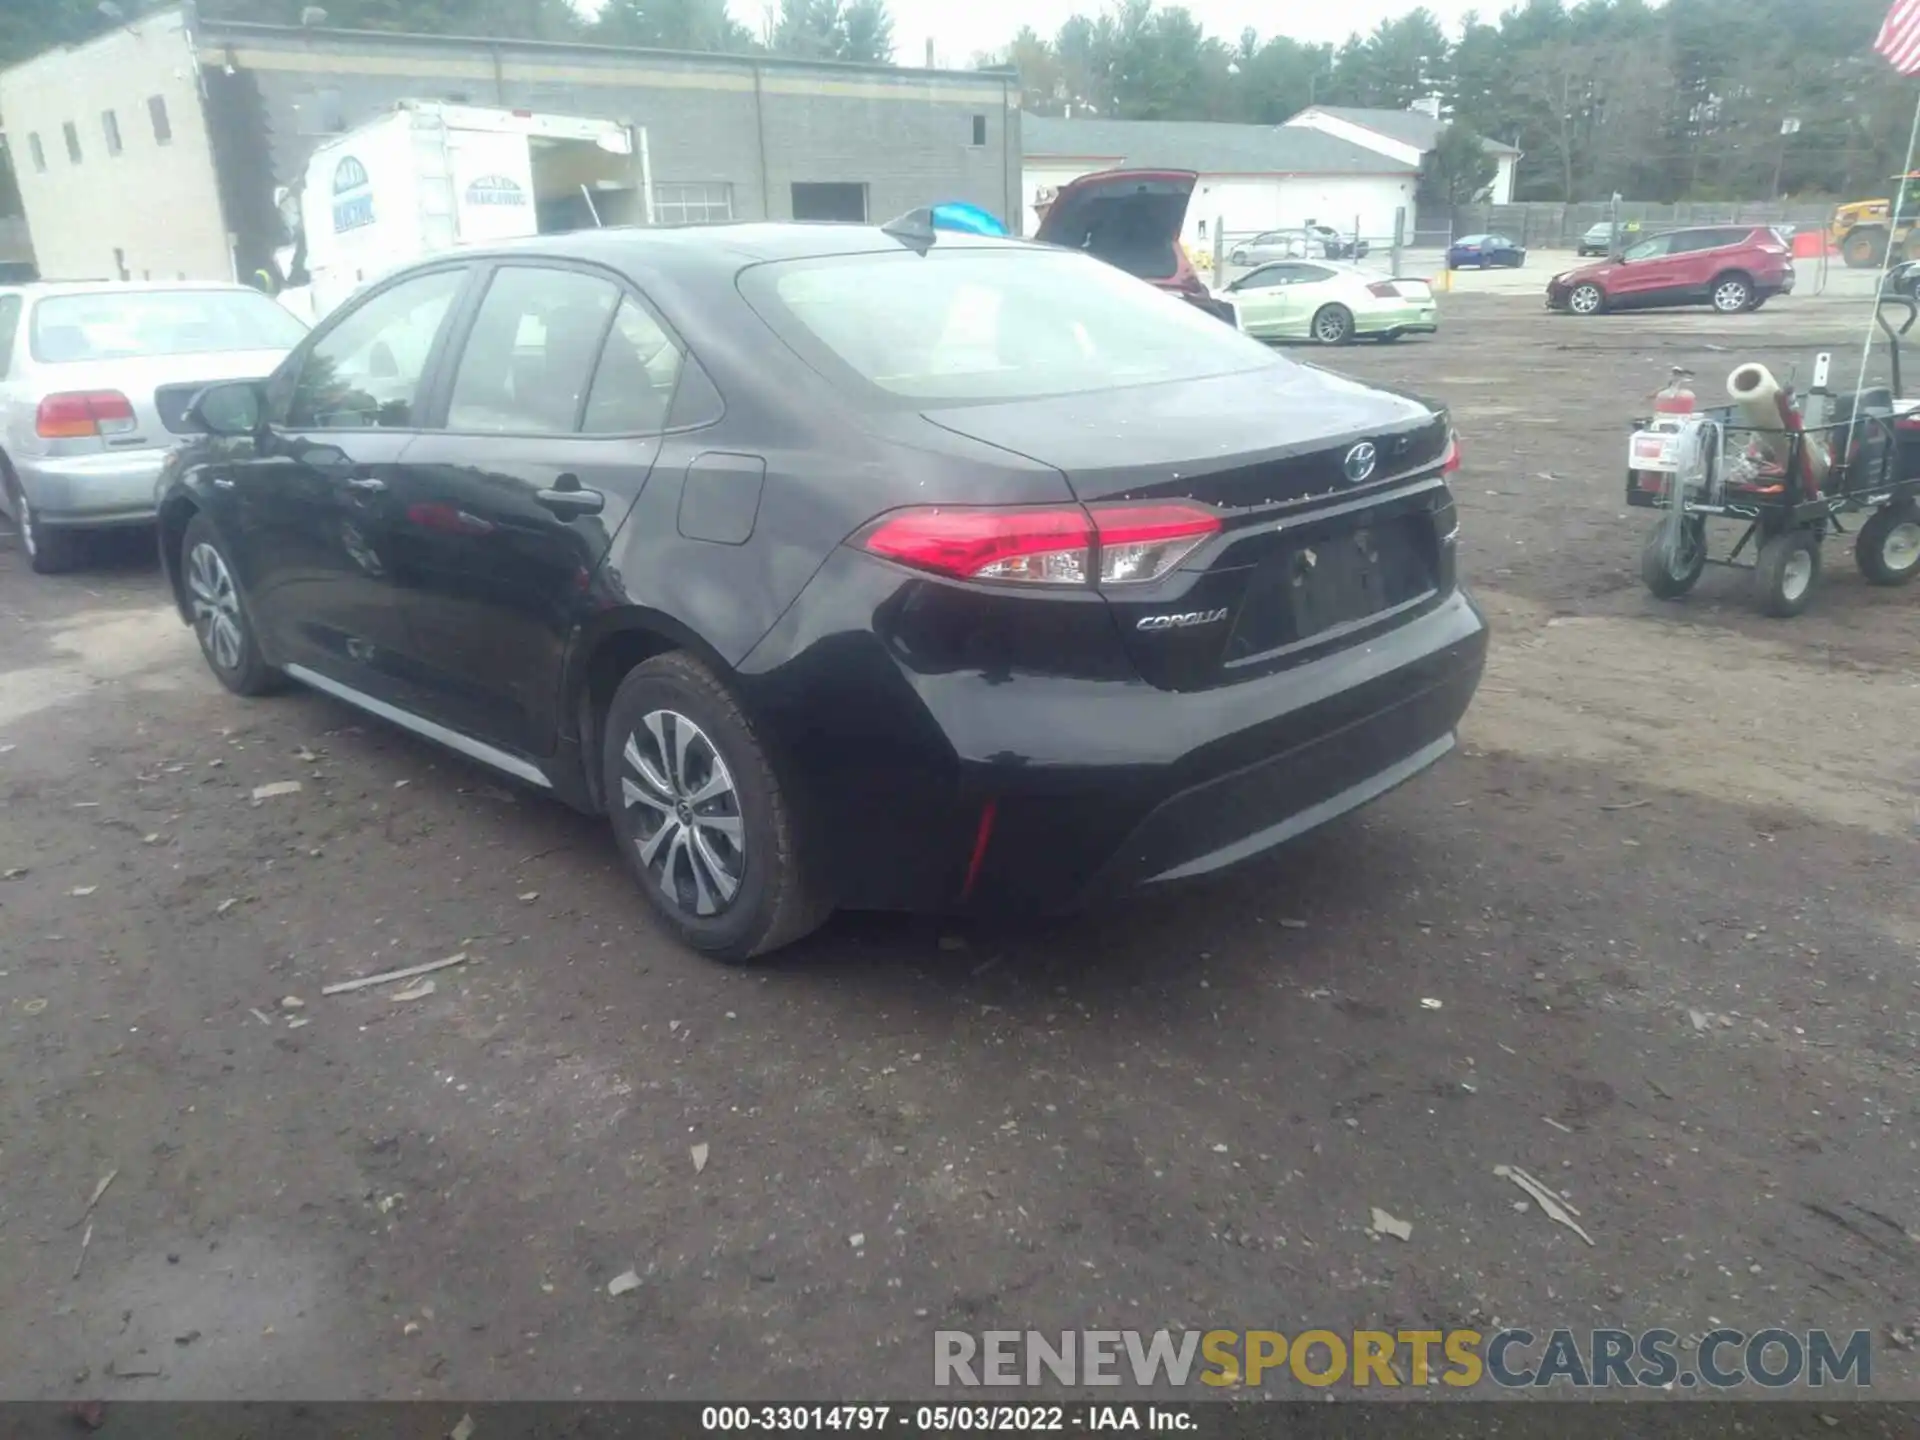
<box><xmin>1218</xmin><ymin>260</ymin><xmax>1438</xmax><ymax>345</ymax></box>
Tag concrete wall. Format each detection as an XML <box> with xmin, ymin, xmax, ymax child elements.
<box><xmin>196</xmin><ymin>19</ymin><xmax>1022</xmax><ymax>280</ymax></box>
<box><xmin>0</xmin><ymin>9</ymin><xmax>234</xmax><ymax>281</ymax></box>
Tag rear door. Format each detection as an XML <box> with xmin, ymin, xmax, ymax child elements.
<box><xmin>381</xmin><ymin>260</ymin><xmax>682</xmax><ymax>756</ymax></box>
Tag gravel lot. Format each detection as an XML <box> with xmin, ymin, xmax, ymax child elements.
<box><xmin>1</xmin><ymin>290</ymin><xmax>1916</xmax><ymax>1406</ymax></box>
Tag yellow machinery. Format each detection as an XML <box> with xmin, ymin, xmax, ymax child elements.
<box><xmin>1831</xmin><ymin>173</ymin><xmax>1920</xmax><ymax>268</ymax></box>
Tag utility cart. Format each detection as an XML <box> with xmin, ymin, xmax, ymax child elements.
<box><xmin>1628</xmin><ymin>297</ymin><xmax>1920</xmax><ymax>616</ymax></box>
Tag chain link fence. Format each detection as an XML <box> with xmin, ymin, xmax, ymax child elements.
<box><xmin>1427</xmin><ymin>200</ymin><xmax>1837</xmax><ymax>251</ymax></box>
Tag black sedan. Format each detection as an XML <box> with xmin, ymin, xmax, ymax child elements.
<box><xmin>158</xmin><ymin>223</ymin><xmax>1488</xmax><ymax>961</ymax></box>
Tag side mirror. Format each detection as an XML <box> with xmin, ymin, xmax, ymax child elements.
<box><xmin>189</xmin><ymin>381</ymin><xmax>264</xmax><ymax>437</ymax></box>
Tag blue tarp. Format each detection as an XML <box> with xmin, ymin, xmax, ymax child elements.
<box><xmin>928</xmin><ymin>202</ymin><xmax>1008</xmax><ymax>236</ymax></box>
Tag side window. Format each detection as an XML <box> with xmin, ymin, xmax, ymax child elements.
<box><xmin>282</xmin><ymin>267</ymin><xmax>467</xmax><ymax>430</ymax></box>
<box><xmin>446</xmin><ymin>266</ymin><xmax>622</xmax><ymax>434</ymax></box>
<box><xmin>1241</xmin><ymin>265</ymin><xmax>1289</xmax><ymax>289</ymax></box>
<box><xmin>1623</xmin><ymin>235</ymin><xmax>1671</xmax><ymax>261</ymax></box>
<box><xmin>0</xmin><ymin>296</ymin><xmax>21</xmax><ymax>377</ymax></box>
<box><xmin>1295</xmin><ymin>264</ymin><xmax>1335</xmax><ymax>283</ymax></box>
<box><xmin>583</xmin><ymin>296</ymin><xmax>686</xmax><ymax>434</ymax></box>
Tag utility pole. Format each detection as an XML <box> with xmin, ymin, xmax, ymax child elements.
<box><xmin>1772</xmin><ymin>116</ymin><xmax>1800</xmax><ymax>198</ymax></box>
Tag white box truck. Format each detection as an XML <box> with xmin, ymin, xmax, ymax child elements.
<box><xmin>279</xmin><ymin>101</ymin><xmax>653</xmax><ymax>321</ymax></box>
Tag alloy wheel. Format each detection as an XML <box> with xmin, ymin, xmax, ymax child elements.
<box><xmin>1713</xmin><ymin>280</ymin><xmax>1750</xmax><ymax>313</ymax></box>
<box><xmin>620</xmin><ymin>709</ymin><xmax>745</xmax><ymax>918</ymax></box>
<box><xmin>187</xmin><ymin>541</ymin><xmax>246</xmax><ymax>672</ymax></box>
<box><xmin>1569</xmin><ymin>285</ymin><xmax>1602</xmax><ymax>315</ymax></box>
<box><xmin>1780</xmin><ymin>548</ymin><xmax>1814</xmax><ymax>602</ymax></box>
<box><xmin>1884</xmin><ymin>519</ymin><xmax>1920</xmax><ymax>572</ymax></box>
<box><xmin>1313</xmin><ymin>308</ymin><xmax>1351</xmax><ymax>343</ymax></box>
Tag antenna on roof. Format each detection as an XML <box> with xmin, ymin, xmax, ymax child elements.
<box><xmin>880</xmin><ymin>207</ymin><xmax>938</xmax><ymax>253</ymax></box>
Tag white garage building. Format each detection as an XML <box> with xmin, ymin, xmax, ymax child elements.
<box><xmin>1021</xmin><ymin>114</ymin><xmax>1418</xmax><ymax>249</ymax></box>
<box><xmin>1283</xmin><ymin>105</ymin><xmax>1521</xmax><ymax>206</ymax></box>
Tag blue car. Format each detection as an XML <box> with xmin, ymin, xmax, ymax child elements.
<box><xmin>1447</xmin><ymin>233</ymin><xmax>1527</xmax><ymax>270</ymax></box>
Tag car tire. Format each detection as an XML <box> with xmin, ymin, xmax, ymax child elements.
<box><xmin>1752</xmin><ymin>530</ymin><xmax>1821</xmax><ymax>618</ymax></box>
<box><xmin>602</xmin><ymin>651</ymin><xmax>829</xmax><ymax>963</ymax></box>
<box><xmin>1640</xmin><ymin>518</ymin><xmax>1706</xmax><ymax>599</ymax></box>
<box><xmin>1230</xmin><ymin>249</ymin><xmax>1247</xmax><ymax>265</ymax></box>
<box><xmin>4</xmin><ymin>466</ymin><xmax>81</xmax><ymax>575</ymax></box>
<box><xmin>1567</xmin><ymin>283</ymin><xmax>1606</xmax><ymax>316</ymax></box>
<box><xmin>1310</xmin><ymin>304</ymin><xmax>1354</xmax><ymax>345</ymax></box>
<box><xmin>1710</xmin><ymin>272</ymin><xmax>1753</xmax><ymax>314</ymax></box>
<box><xmin>1855</xmin><ymin>503</ymin><xmax>1920</xmax><ymax>586</ymax></box>
<box><xmin>182</xmin><ymin>514</ymin><xmax>282</xmax><ymax>695</ymax></box>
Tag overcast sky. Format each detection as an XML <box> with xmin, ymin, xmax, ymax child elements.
<box><xmin>759</xmin><ymin>0</ymin><xmax>1489</xmax><ymax>68</ymax></box>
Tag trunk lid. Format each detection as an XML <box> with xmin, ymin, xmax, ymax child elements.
<box><xmin>1033</xmin><ymin>169</ymin><xmax>1196</xmax><ymax>283</ymax></box>
<box><xmin>36</xmin><ymin>350</ymin><xmax>292</xmax><ymax>448</ymax></box>
<box><xmin>923</xmin><ymin>363</ymin><xmax>1456</xmax><ymax>690</ymax></box>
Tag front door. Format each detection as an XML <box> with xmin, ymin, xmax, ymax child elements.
<box><xmin>383</xmin><ymin>262</ymin><xmax>685</xmax><ymax>757</ymax></box>
<box><xmin>1608</xmin><ymin>233</ymin><xmax>1682</xmax><ymax>305</ymax></box>
<box><xmin>234</xmin><ymin>264</ymin><xmax>474</xmax><ymax>710</ymax></box>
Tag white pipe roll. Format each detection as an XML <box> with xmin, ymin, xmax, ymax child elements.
<box><xmin>1727</xmin><ymin>362</ymin><xmax>1829</xmax><ymax>491</ymax></box>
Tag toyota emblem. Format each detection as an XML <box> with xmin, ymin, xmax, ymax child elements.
<box><xmin>1343</xmin><ymin>442</ymin><xmax>1378</xmax><ymax>484</ymax></box>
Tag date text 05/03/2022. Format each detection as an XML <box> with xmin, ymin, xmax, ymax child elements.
<box><xmin>700</xmin><ymin>1405</ymin><xmax>1191</xmax><ymax>1431</ymax></box>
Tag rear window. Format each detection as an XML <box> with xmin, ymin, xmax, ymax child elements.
<box><xmin>31</xmin><ymin>289</ymin><xmax>308</xmax><ymax>363</ymax></box>
<box><xmin>740</xmin><ymin>246</ymin><xmax>1285</xmax><ymax>405</ymax></box>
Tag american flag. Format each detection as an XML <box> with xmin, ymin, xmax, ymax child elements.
<box><xmin>1877</xmin><ymin>0</ymin><xmax>1920</xmax><ymax>75</ymax></box>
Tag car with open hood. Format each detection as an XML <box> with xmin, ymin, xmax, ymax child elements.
<box><xmin>1034</xmin><ymin>169</ymin><xmax>1235</xmax><ymax>324</ymax></box>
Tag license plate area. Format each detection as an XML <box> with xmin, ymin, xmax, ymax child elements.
<box><xmin>1224</xmin><ymin>516</ymin><xmax>1435</xmax><ymax>663</ymax></box>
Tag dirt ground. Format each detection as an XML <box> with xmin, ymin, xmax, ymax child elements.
<box><xmin>2</xmin><ymin>292</ymin><xmax>1917</xmax><ymax>1408</ymax></box>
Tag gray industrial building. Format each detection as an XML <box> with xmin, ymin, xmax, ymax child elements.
<box><xmin>0</xmin><ymin>5</ymin><xmax>1022</xmax><ymax>285</ymax></box>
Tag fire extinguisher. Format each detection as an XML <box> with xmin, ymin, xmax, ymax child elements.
<box><xmin>1636</xmin><ymin>367</ymin><xmax>1696</xmax><ymax>493</ymax></box>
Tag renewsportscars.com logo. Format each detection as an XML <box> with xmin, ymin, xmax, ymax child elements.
<box><xmin>934</xmin><ymin>1328</ymin><xmax>1874</xmax><ymax>1391</ymax></box>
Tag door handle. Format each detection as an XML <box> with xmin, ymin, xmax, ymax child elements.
<box><xmin>344</xmin><ymin>476</ymin><xmax>386</xmax><ymax>494</ymax></box>
<box><xmin>535</xmin><ymin>484</ymin><xmax>605</xmax><ymax>518</ymax></box>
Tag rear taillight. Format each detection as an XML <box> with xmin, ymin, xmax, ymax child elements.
<box><xmin>1367</xmin><ymin>281</ymin><xmax>1400</xmax><ymax>298</ymax></box>
<box><xmin>858</xmin><ymin>501</ymin><xmax>1221</xmax><ymax>587</ymax></box>
<box><xmin>37</xmin><ymin>391</ymin><xmax>136</xmax><ymax>439</ymax></box>
<box><xmin>1441</xmin><ymin>432</ymin><xmax>1462</xmax><ymax>473</ymax></box>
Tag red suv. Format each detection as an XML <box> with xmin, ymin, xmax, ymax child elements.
<box><xmin>1546</xmin><ymin>225</ymin><xmax>1795</xmax><ymax>317</ymax></box>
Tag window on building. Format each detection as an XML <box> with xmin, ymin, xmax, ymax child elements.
<box><xmin>103</xmin><ymin>110</ymin><xmax>123</xmax><ymax>156</ymax></box>
<box><xmin>63</xmin><ymin>122</ymin><xmax>81</xmax><ymax>165</ymax></box>
<box><xmin>28</xmin><ymin>133</ymin><xmax>46</xmax><ymax>172</ymax></box>
<box><xmin>652</xmin><ymin>182</ymin><xmax>734</xmax><ymax>226</ymax></box>
<box><xmin>148</xmin><ymin>95</ymin><xmax>172</xmax><ymax>144</ymax></box>
<box><xmin>971</xmin><ymin>114</ymin><xmax>987</xmax><ymax>147</ymax></box>
<box><xmin>790</xmin><ymin>182</ymin><xmax>868</xmax><ymax>223</ymax></box>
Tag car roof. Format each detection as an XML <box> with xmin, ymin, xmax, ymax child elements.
<box><xmin>6</xmin><ymin>280</ymin><xmax>264</xmax><ymax>298</ymax></box>
<box><xmin>447</xmin><ymin>222</ymin><xmax>1028</xmax><ymax>281</ymax></box>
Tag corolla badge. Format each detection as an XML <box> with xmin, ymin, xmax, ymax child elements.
<box><xmin>1343</xmin><ymin>442</ymin><xmax>1378</xmax><ymax>484</ymax></box>
<box><xmin>1136</xmin><ymin>608</ymin><xmax>1228</xmax><ymax>631</ymax></box>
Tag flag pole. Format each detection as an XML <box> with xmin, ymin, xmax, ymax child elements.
<box><xmin>1846</xmin><ymin>87</ymin><xmax>1920</xmax><ymax>460</ymax></box>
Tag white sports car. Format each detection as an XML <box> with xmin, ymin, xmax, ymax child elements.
<box><xmin>1219</xmin><ymin>260</ymin><xmax>1438</xmax><ymax>345</ymax></box>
